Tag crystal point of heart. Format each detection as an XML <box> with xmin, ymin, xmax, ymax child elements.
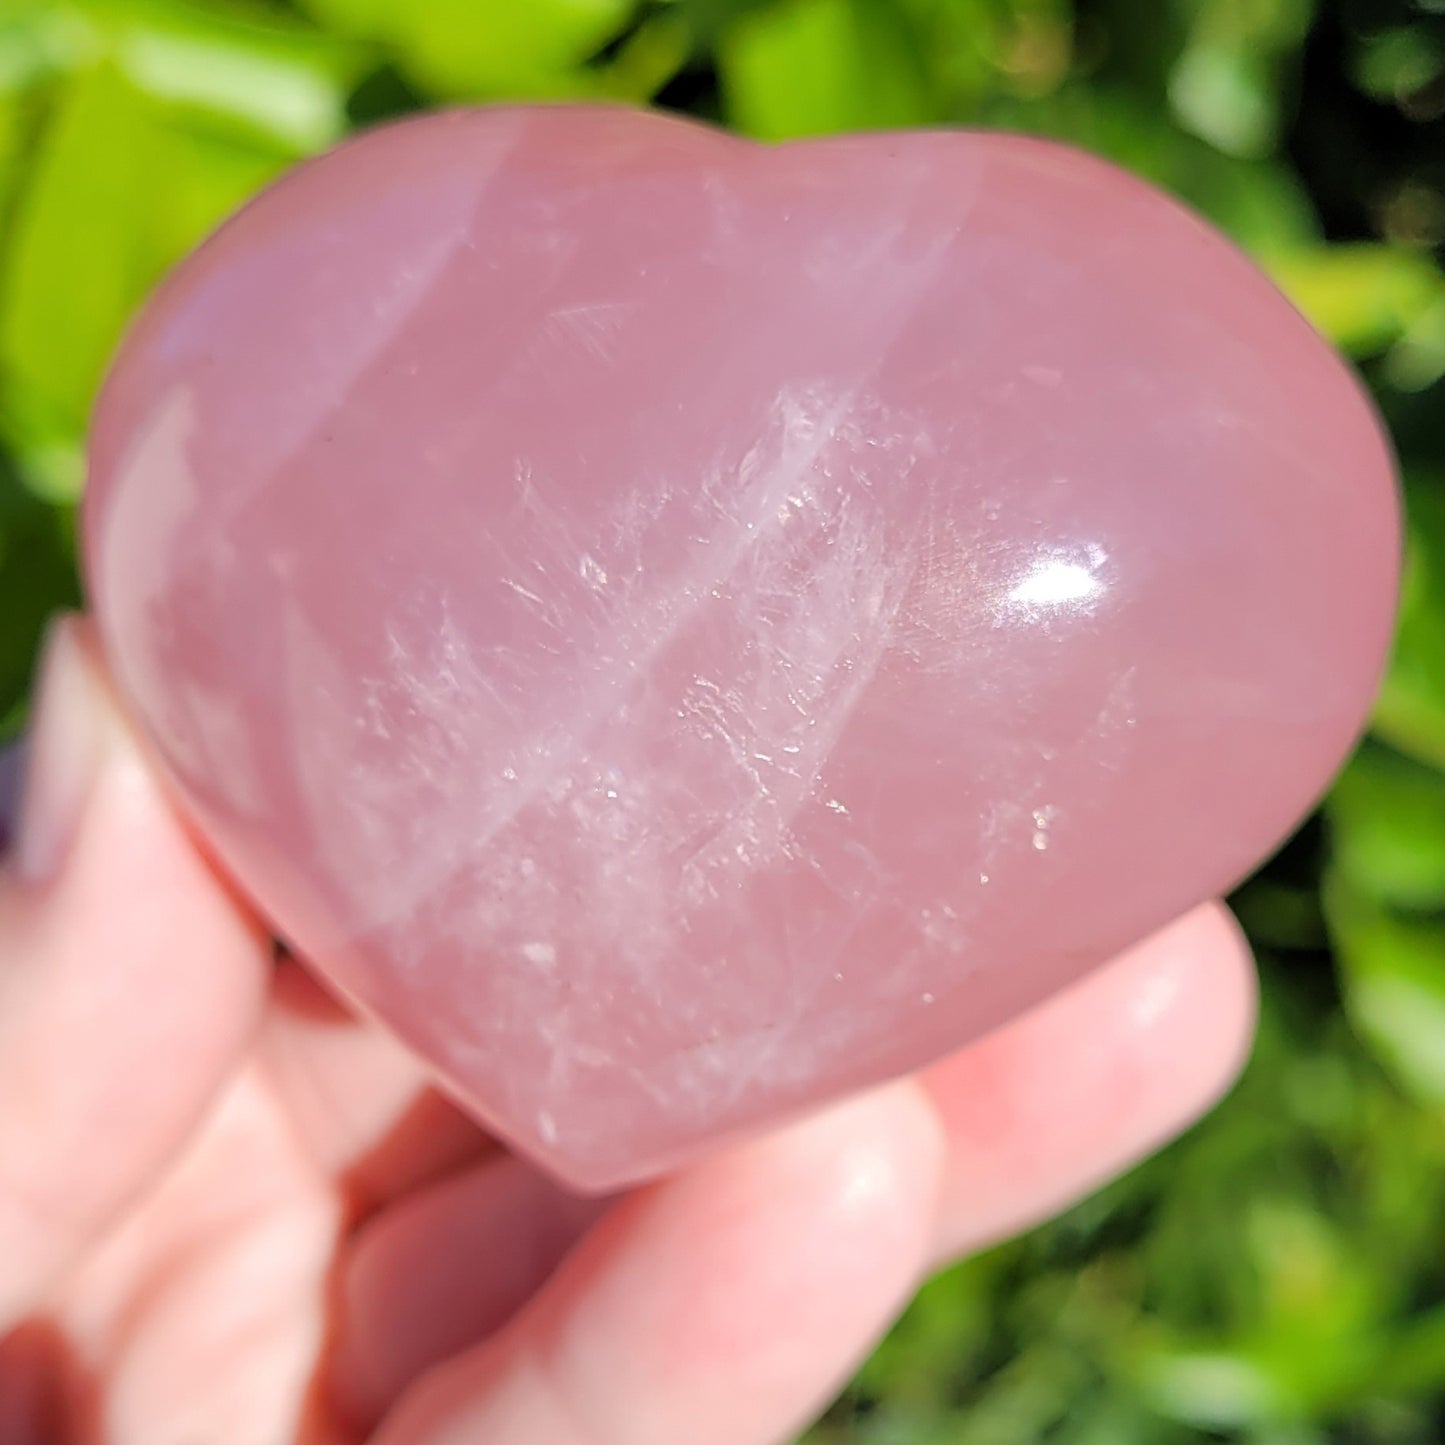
<box><xmin>83</xmin><ymin>106</ymin><xmax>1398</xmax><ymax>1190</ymax></box>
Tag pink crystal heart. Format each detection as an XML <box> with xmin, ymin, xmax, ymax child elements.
<box><xmin>83</xmin><ymin>105</ymin><xmax>1397</xmax><ymax>1190</ymax></box>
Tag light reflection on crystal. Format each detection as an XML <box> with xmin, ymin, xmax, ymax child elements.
<box><xmin>1006</xmin><ymin>543</ymin><xmax>1109</xmax><ymax>615</ymax></box>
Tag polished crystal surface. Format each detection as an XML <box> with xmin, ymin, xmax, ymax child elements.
<box><xmin>84</xmin><ymin>106</ymin><xmax>1398</xmax><ymax>1190</ymax></box>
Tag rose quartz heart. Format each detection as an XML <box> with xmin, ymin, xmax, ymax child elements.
<box><xmin>83</xmin><ymin>105</ymin><xmax>1398</xmax><ymax>1190</ymax></box>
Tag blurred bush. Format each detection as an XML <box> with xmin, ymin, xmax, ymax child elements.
<box><xmin>2</xmin><ymin>0</ymin><xmax>1445</xmax><ymax>1439</ymax></box>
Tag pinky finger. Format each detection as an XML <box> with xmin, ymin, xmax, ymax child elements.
<box><xmin>923</xmin><ymin>901</ymin><xmax>1255</xmax><ymax>1262</ymax></box>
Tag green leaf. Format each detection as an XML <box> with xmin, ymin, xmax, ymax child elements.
<box><xmin>1328</xmin><ymin>743</ymin><xmax>1445</xmax><ymax>911</ymax></box>
<box><xmin>1352</xmin><ymin>25</ymin><xmax>1445</xmax><ymax>104</ymax></box>
<box><xmin>88</xmin><ymin>0</ymin><xmax>364</xmax><ymax>153</ymax></box>
<box><xmin>1264</xmin><ymin>245</ymin><xmax>1445</xmax><ymax>357</ymax></box>
<box><xmin>716</xmin><ymin>0</ymin><xmax>932</xmax><ymax>140</ymax></box>
<box><xmin>1080</xmin><ymin>0</ymin><xmax>1192</xmax><ymax>98</ymax></box>
<box><xmin>1374</xmin><ymin>1303</ymin><xmax>1445</xmax><ymax>1397</ymax></box>
<box><xmin>0</xmin><ymin>89</ymin><xmax>26</xmax><ymax>225</ymax></box>
<box><xmin>0</xmin><ymin>463</ymin><xmax>79</xmax><ymax>728</ymax></box>
<box><xmin>0</xmin><ymin>65</ymin><xmax>155</xmax><ymax>481</ymax></box>
<box><xmin>1375</xmin><ymin>478</ymin><xmax>1445</xmax><ymax>771</ymax></box>
<box><xmin>1170</xmin><ymin>41</ymin><xmax>1274</xmax><ymax>156</ymax></box>
<box><xmin>2</xmin><ymin>0</ymin><xmax>363</xmax><ymax>150</ymax></box>
<box><xmin>1327</xmin><ymin>874</ymin><xmax>1445</xmax><ymax>1107</ymax></box>
<box><xmin>0</xmin><ymin>63</ymin><xmax>289</xmax><ymax>498</ymax></box>
<box><xmin>297</xmin><ymin>0</ymin><xmax>637</xmax><ymax>98</ymax></box>
<box><xmin>0</xmin><ymin>0</ymin><xmax>88</xmax><ymax>95</ymax></box>
<box><xmin>1384</xmin><ymin>294</ymin><xmax>1445</xmax><ymax>394</ymax></box>
<box><xmin>903</xmin><ymin>0</ymin><xmax>1073</xmax><ymax>114</ymax></box>
<box><xmin>1230</xmin><ymin>878</ymin><xmax>1327</xmax><ymax>950</ymax></box>
<box><xmin>1136</xmin><ymin>1347</ymin><xmax>1287</xmax><ymax>1430</ymax></box>
<box><xmin>981</xmin><ymin>84</ymin><xmax>1320</xmax><ymax>255</ymax></box>
<box><xmin>1168</xmin><ymin>0</ymin><xmax>1315</xmax><ymax>159</ymax></box>
<box><xmin>590</xmin><ymin>11</ymin><xmax>691</xmax><ymax>103</ymax></box>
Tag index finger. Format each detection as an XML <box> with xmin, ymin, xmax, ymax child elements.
<box><xmin>0</xmin><ymin>618</ymin><xmax>271</xmax><ymax>1328</ymax></box>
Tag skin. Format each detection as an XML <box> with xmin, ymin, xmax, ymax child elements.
<box><xmin>0</xmin><ymin>618</ymin><xmax>1256</xmax><ymax>1445</ymax></box>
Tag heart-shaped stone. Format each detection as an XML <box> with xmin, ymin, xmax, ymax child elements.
<box><xmin>84</xmin><ymin>106</ymin><xmax>1397</xmax><ymax>1191</ymax></box>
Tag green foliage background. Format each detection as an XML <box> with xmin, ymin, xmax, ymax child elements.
<box><xmin>3</xmin><ymin>0</ymin><xmax>1445</xmax><ymax>1438</ymax></box>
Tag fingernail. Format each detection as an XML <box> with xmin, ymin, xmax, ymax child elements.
<box><xmin>13</xmin><ymin>617</ymin><xmax>111</xmax><ymax>885</ymax></box>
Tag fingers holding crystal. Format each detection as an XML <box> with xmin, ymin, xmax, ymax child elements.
<box><xmin>0</xmin><ymin>618</ymin><xmax>270</xmax><ymax>1329</ymax></box>
<box><xmin>258</xmin><ymin>958</ymin><xmax>497</xmax><ymax>1221</ymax></box>
<box><xmin>923</xmin><ymin>902</ymin><xmax>1256</xmax><ymax>1264</ymax></box>
<box><xmin>329</xmin><ymin>1154</ymin><xmax>606</xmax><ymax>1432</ymax></box>
<box><xmin>369</xmin><ymin>1083</ymin><xmax>944</xmax><ymax>1445</ymax></box>
<box><xmin>335</xmin><ymin>903</ymin><xmax>1252</xmax><ymax>1439</ymax></box>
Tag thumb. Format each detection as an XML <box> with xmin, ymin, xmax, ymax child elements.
<box><xmin>0</xmin><ymin>616</ymin><xmax>271</xmax><ymax>1328</ymax></box>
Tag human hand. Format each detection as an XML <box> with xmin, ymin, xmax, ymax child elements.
<box><xmin>0</xmin><ymin>617</ymin><xmax>1255</xmax><ymax>1445</ymax></box>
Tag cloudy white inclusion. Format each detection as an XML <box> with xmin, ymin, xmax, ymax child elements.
<box><xmin>1006</xmin><ymin>543</ymin><xmax>1109</xmax><ymax>612</ymax></box>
